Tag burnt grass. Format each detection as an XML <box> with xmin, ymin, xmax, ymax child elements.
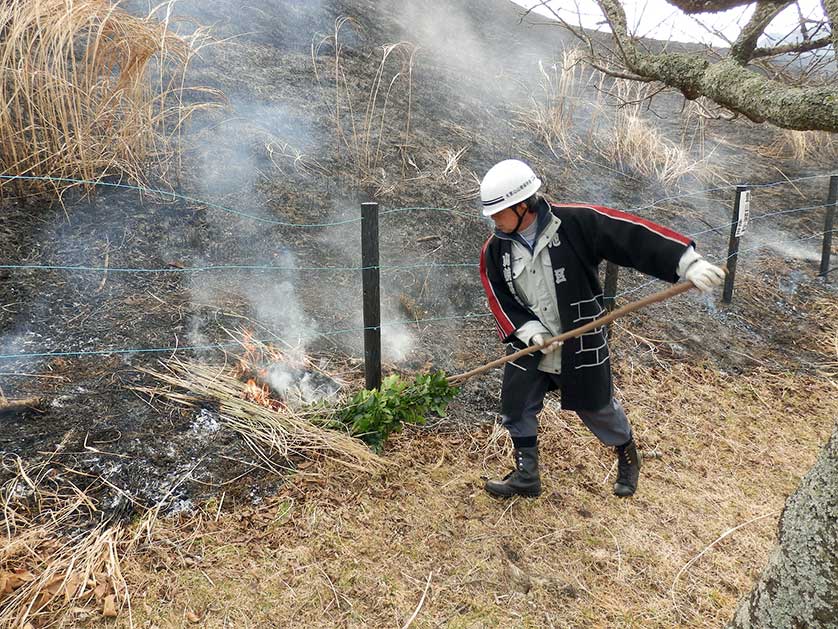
<box><xmin>1</xmin><ymin>0</ymin><xmax>836</xmax><ymax>523</ymax></box>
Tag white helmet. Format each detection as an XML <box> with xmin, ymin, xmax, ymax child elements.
<box><xmin>480</xmin><ymin>159</ymin><xmax>542</xmax><ymax>217</ymax></box>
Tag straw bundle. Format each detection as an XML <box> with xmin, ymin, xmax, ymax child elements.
<box><xmin>0</xmin><ymin>0</ymin><xmax>216</xmax><ymax>198</ymax></box>
<box><xmin>141</xmin><ymin>357</ymin><xmax>386</xmax><ymax>474</ymax></box>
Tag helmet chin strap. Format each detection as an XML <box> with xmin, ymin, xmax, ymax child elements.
<box><xmin>511</xmin><ymin>203</ymin><xmax>528</xmax><ymax>233</ymax></box>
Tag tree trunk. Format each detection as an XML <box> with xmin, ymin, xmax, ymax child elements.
<box><xmin>727</xmin><ymin>421</ymin><xmax>838</xmax><ymax>628</ymax></box>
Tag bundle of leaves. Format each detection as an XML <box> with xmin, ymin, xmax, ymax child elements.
<box><xmin>330</xmin><ymin>372</ymin><xmax>459</xmax><ymax>451</ymax></box>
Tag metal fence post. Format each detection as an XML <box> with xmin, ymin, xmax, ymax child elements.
<box><xmin>818</xmin><ymin>175</ymin><xmax>837</xmax><ymax>280</ymax></box>
<box><xmin>722</xmin><ymin>185</ymin><xmax>750</xmax><ymax>304</ymax></box>
<box><xmin>603</xmin><ymin>262</ymin><xmax>619</xmax><ymax>312</ymax></box>
<box><xmin>361</xmin><ymin>201</ymin><xmax>381</xmax><ymax>390</ymax></box>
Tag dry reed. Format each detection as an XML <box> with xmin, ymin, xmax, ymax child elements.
<box><xmin>518</xmin><ymin>49</ymin><xmax>720</xmax><ymax>187</ymax></box>
<box><xmin>0</xmin><ymin>0</ymin><xmax>217</xmax><ymax>199</ymax></box>
<box><xmin>312</xmin><ymin>17</ymin><xmax>417</xmax><ymax>187</ymax></box>
<box><xmin>760</xmin><ymin>128</ymin><xmax>838</xmax><ymax>162</ymax></box>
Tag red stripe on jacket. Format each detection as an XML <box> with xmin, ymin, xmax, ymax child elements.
<box><xmin>559</xmin><ymin>203</ymin><xmax>691</xmax><ymax>246</ymax></box>
<box><xmin>479</xmin><ymin>238</ymin><xmax>516</xmax><ymax>339</ymax></box>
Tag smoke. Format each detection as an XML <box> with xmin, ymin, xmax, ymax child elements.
<box><xmin>245</xmin><ymin>279</ymin><xmax>318</xmax><ymax>348</ymax></box>
<box><xmin>749</xmin><ymin>228</ymin><xmax>824</xmax><ymax>263</ymax></box>
<box><xmin>381</xmin><ymin>309</ymin><xmax>416</xmax><ymax>363</ymax></box>
<box><xmin>264</xmin><ymin>362</ymin><xmax>339</xmax><ymax>406</ymax></box>
<box><xmin>389</xmin><ymin>0</ymin><xmax>562</xmax><ymax>107</ymax></box>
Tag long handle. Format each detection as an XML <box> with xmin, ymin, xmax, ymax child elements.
<box><xmin>447</xmin><ymin>281</ymin><xmax>695</xmax><ymax>385</ymax></box>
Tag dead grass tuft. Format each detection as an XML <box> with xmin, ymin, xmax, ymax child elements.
<box><xmin>312</xmin><ymin>17</ymin><xmax>417</xmax><ymax>191</ymax></box>
<box><xmin>759</xmin><ymin>128</ymin><xmax>838</xmax><ymax>162</ymax></box>
<box><xmin>0</xmin><ymin>0</ymin><xmax>218</xmax><ymax>199</ymax></box>
<box><xmin>0</xmin><ymin>458</ymin><xmax>132</xmax><ymax>627</ymax></box>
<box><xmin>519</xmin><ymin>49</ymin><xmax>721</xmax><ymax>187</ymax></box>
<box><xmin>137</xmin><ymin>335</ymin><xmax>386</xmax><ymax>475</ymax></box>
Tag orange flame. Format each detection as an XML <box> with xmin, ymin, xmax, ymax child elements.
<box><xmin>236</xmin><ymin>330</ymin><xmax>289</xmax><ymax>410</ymax></box>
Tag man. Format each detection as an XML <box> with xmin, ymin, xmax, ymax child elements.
<box><xmin>478</xmin><ymin>159</ymin><xmax>725</xmax><ymax>499</ymax></box>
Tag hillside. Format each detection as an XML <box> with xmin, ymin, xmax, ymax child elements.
<box><xmin>0</xmin><ymin>0</ymin><xmax>836</xmax><ymax>627</ymax></box>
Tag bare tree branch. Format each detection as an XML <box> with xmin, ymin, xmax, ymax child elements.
<box><xmin>554</xmin><ymin>0</ymin><xmax>838</xmax><ymax>130</ymax></box>
<box><xmin>751</xmin><ymin>34</ymin><xmax>833</xmax><ymax>57</ymax></box>
<box><xmin>730</xmin><ymin>0</ymin><xmax>793</xmax><ymax>62</ymax></box>
<box><xmin>587</xmin><ymin>61</ymin><xmax>656</xmax><ymax>81</ymax></box>
<box><xmin>665</xmin><ymin>0</ymin><xmax>755</xmax><ymax>13</ymax></box>
<box><xmin>822</xmin><ymin>0</ymin><xmax>838</xmax><ymax>59</ymax></box>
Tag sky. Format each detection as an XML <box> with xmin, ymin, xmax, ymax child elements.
<box><xmin>513</xmin><ymin>0</ymin><xmax>827</xmax><ymax>47</ymax></box>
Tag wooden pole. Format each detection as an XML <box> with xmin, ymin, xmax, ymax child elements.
<box><xmin>818</xmin><ymin>175</ymin><xmax>837</xmax><ymax>280</ymax></box>
<box><xmin>448</xmin><ymin>280</ymin><xmax>697</xmax><ymax>385</ymax></box>
<box><xmin>722</xmin><ymin>185</ymin><xmax>748</xmax><ymax>303</ymax></box>
<box><xmin>361</xmin><ymin>201</ymin><xmax>381</xmax><ymax>390</ymax></box>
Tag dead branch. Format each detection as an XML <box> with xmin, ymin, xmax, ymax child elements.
<box><xmin>0</xmin><ymin>397</ymin><xmax>45</xmax><ymax>415</ymax></box>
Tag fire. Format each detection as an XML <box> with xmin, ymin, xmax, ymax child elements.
<box><xmin>232</xmin><ymin>328</ymin><xmax>340</xmax><ymax>410</ymax></box>
<box><xmin>235</xmin><ymin>329</ymin><xmax>285</xmax><ymax>379</ymax></box>
<box><xmin>244</xmin><ymin>378</ymin><xmax>268</xmax><ymax>404</ymax></box>
<box><xmin>235</xmin><ymin>330</ymin><xmax>288</xmax><ymax>411</ymax></box>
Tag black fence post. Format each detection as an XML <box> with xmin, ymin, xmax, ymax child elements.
<box><xmin>361</xmin><ymin>201</ymin><xmax>381</xmax><ymax>390</ymax></box>
<box><xmin>603</xmin><ymin>262</ymin><xmax>619</xmax><ymax>312</ymax></box>
<box><xmin>818</xmin><ymin>175</ymin><xmax>837</xmax><ymax>280</ymax></box>
<box><xmin>722</xmin><ymin>185</ymin><xmax>750</xmax><ymax>304</ymax></box>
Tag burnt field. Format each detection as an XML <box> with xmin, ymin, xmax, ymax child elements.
<box><xmin>1</xmin><ymin>0</ymin><xmax>837</xmax><ymax>626</ymax></box>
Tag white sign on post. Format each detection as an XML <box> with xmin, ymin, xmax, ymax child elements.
<box><xmin>735</xmin><ymin>190</ymin><xmax>751</xmax><ymax>237</ymax></box>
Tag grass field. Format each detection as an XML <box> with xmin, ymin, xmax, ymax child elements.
<box><xmin>66</xmin><ymin>358</ymin><xmax>835</xmax><ymax>629</ymax></box>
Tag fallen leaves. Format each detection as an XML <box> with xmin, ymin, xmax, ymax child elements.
<box><xmin>103</xmin><ymin>594</ymin><xmax>118</xmax><ymax>617</ymax></box>
<box><xmin>0</xmin><ymin>564</ymin><xmax>124</xmax><ymax>623</ymax></box>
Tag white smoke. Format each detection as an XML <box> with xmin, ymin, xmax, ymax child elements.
<box><xmin>264</xmin><ymin>362</ymin><xmax>339</xmax><ymax>406</ymax></box>
<box><xmin>382</xmin><ymin>321</ymin><xmax>415</xmax><ymax>363</ymax></box>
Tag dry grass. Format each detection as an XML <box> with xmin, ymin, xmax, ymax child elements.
<box><xmin>79</xmin><ymin>359</ymin><xmax>835</xmax><ymax>628</ymax></box>
<box><xmin>525</xmin><ymin>49</ymin><xmax>591</xmax><ymax>160</ymax></box>
<box><xmin>0</xmin><ymin>457</ymin><xmax>132</xmax><ymax>628</ymax></box>
<box><xmin>813</xmin><ymin>296</ymin><xmax>838</xmax><ymax>379</ymax></box>
<box><xmin>0</xmin><ymin>0</ymin><xmax>217</xmax><ymax>199</ymax></box>
<box><xmin>759</xmin><ymin>128</ymin><xmax>838</xmax><ymax>162</ymax></box>
<box><xmin>312</xmin><ymin>17</ymin><xmax>417</xmax><ymax>189</ymax></box>
<box><xmin>519</xmin><ymin>49</ymin><xmax>721</xmax><ymax>187</ymax></box>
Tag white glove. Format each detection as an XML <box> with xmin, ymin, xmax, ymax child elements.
<box><xmin>532</xmin><ymin>333</ymin><xmax>561</xmax><ymax>354</ymax></box>
<box><xmin>685</xmin><ymin>259</ymin><xmax>726</xmax><ymax>293</ymax></box>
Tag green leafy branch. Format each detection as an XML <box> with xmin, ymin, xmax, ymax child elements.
<box><xmin>327</xmin><ymin>371</ymin><xmax>459</xmax><ymax>452</ymax></box>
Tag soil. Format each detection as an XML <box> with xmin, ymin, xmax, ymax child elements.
<box><xmin>1</xmin><ymin>0</ymin><xmax>836</xmax><ymax>523</ymax></box>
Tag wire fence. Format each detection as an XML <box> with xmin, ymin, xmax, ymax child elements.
<box><xmin>0</xmin><ymin>172</ymin><xmax>835</xmax><ymax>363</ymax></box>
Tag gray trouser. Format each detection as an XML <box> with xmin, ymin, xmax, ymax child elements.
<box><xmin>500</xmin><ymin>369</ymin><xmax>632</xmax><ymax>446</ymax></box>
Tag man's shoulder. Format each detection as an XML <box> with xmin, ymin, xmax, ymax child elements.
<box><xmin>549</xmin><ymin>202</ymin><xmax>605</xmax><ymax>216</ymax></box>
<box><xmin>481</xmin><ymin>234</ymin><xmax>502</xmax><ymax>261</ymax></box>
<box><xmin>482</xmin><ymin>232</ymin><xmax>510</xmax><ymax>249</ymax></box>
<box><xmin>548</xmin><ymin>202</ymin><xmax>601</xmax><ymax>229</ymax></box>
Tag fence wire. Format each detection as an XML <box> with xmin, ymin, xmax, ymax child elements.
<box><xmin>1</xmin><ymin>171</ymin><xmax>835</xmax><ymax>362</ymax></box>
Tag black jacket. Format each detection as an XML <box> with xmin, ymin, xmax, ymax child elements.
<box><xmin>480</xmin><ymin>199</ymin><xmax>693</xmax><ymax>411</ymax></box>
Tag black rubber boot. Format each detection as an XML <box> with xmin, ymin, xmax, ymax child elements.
<box><xmin>485</xmin><ymin>447</ymin><xmax>541</xmax><ymax>498</ymax></box>
<box><xmin>614</xmin><ymin>438</ymin><xmax>641</xmax><ymax>497</ymax></box>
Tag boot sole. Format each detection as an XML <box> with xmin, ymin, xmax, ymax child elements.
<box><xmin>485</xmin><ymin>485</ymin><xmax>542</xmax><ymax>499</ymax></box>
<box><xmin>613</xmin><ymin>484</ymin><xmax>637</xmax><ymax>497</ymax></box>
